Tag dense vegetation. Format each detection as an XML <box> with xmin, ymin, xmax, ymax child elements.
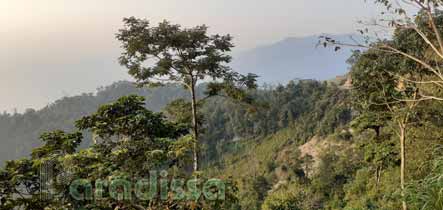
<box><xmin>0</xmin><ymin>95</ymin><xmax>238</xmax><ymax>209</ymax></box>
<box><xmin>0</xmin><ymin>77</ymin><xmax>353</xmax><ymax>210</ymax></box>
<box><xmin>2</xmin><ymin>0</ymin><xmax>443</xmax><ymax>209</ymax></box>
<box><xmin>0</xmin><ymin>82</ymin><xmax>193</xmax><ymax>165</ymax></box>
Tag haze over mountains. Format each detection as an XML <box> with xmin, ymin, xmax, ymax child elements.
<box><xmin>0</xmin><ymin>34</ymin><xmax>357</xmax><ymax>164</ymax></box>
<box><xmin>1</xmin><ymin>34</ymin><xmax>356</xmax><ymax>112</ymax></box>
<box><xmin>231</xmin><ymin>34</ymin><xmax>356</xmax><ymax>83</ymax></box>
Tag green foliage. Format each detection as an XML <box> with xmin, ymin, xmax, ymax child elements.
<box><xmin>0</xmin><ymin>81</ymin><xmax>190</xmax><ymax>166</ymax></box>
<box><xmin>32</xmin><ymin>131</ymin><xmax>82</xmax><ymax>159</ymax></box>
<box><xmin>262</xmin><ymin>182</ymin><xmax>317</xmax><ymax>210</ymax></box>
<box><xmin>0</xmin><ymin>130</ymin><xmax>84</xmax><ymax>209</ymax></box>
<box><xmin>203</xmin><ymin>80</ymin><xmax>351</xmax><ymax>147</ymax></box>
<box><xmin>116</xmin><ymin>18</ymin><xmax>258</xmax><ymax>171</ymax></box>
<box><xmin>116</xmin><ymin>18</ymin><xmax>234</xmax><ymax>87</ymax></box>
<box><xmin>0</xmin><ymin>96</ymin><xmax>240</xmax><ymax>209</ymax></box>
<box><xmin>75</xmin><ymin>95</ymin><xmax>185</xmax><ymax>141</ymax></box>
<box><xmin>406</xmin><ymin>154</ymin><xmax>443</xmax><ymax>210</ymax></box>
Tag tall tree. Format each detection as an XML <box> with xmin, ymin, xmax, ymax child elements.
<box><xmin>116</xmin><ymin>18</ymin><xmax>257</xmax><ymax>171</ymax></box>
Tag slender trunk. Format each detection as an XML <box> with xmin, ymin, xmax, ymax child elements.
<box><xmin>399</xmin><ymin>122</ymin><xmax>407</xmax><ymax>210</ymax></box>
<box><xmin>190</xmin><ymin>81</ymin><xmax>199</xmax><ymax>172</ymax></box>
<box><xmin>375</xmin><ymin>166</ymin><xmax>382</xmax><ymax>187</ymax></box>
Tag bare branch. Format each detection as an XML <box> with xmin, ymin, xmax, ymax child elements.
<box><xmin>408</xmin><ymin>25</ymin><xmax>443</xmax><ymax>59</ymax></box>
<box><xmin>380</xmin><ymin>44</ymin><xmax>443</xmax><ymax>81</ymax></box>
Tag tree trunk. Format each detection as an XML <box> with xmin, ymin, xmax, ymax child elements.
<box><xmin>399</xmin><ymin>122</ymin><xmax>407</xmax><ymax>210</ymax></box>
<box><xmin>190</xmin><ymin>82</ymin><xmax>199</xmax><ymax>172</ymax></box>
<box><xmin>375</xmin><ymin>165</ymin><xmax>381</xmax><ymax>188</ymax></box>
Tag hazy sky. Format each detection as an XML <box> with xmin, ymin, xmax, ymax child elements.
<box><xmin>0</xmin><ymin>0</ymin><xmax>382</xmax><ymax>112</ymax></box>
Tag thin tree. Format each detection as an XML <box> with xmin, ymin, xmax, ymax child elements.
<box><xmin>116</xmin><ymin>18</ymin><xmax>257</xmax><ymax>172</ymax></box>
<box><xmin>349</xmin><ymin>47</ymin><xmax>423</xmax><ymax>210</ymax></box>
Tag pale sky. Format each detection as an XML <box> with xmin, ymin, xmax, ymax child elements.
<box><xmin>0</xmin><ymin>0</ymin><xmax>382</xmax><ymax>112</ymax></box>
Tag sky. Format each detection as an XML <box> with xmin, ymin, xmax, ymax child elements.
<box><xmin>0</xmin><ymin>0</ymin><xmax>383</xmax><ymax>112</ymax></box>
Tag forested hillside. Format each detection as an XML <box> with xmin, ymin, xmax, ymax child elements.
<box><xmin>0</xmin><ymin>81</ymin><xmax>191</xmax><ymax>165</ymax></box>
<box><xmin>201</xmin><ymin>79</ymin><xmax>351</xmax><ymax>163</ymax></box>
<box><xmin>3</xmin><ymin>74</ymin><xmax>442</xmax><ymax>209</ymax></box>
<box><xmin>0</xmin><ymin>78</ymin><xmax>348</xmax><ymax>166</ymax></box>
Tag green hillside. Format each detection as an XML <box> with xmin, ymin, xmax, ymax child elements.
<box><xmin>2</xmin><ymin>76</ymin><xmax>442</xmax><ymax>209</ymax></box>
<box><xmin>0</xmin><ymin>81</ymin><xmax>191</xmax><ymax>165</ymax></box>
<box><xmin>206</xmin><ymin>104</ymin><xmax>442</xmax><ymax>209</ymax></box>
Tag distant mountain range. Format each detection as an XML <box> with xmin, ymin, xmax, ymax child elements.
<box><xmin>231</xmin><ymin>34</ymin><xmax>358</xmax><ymax>83</ymax></box>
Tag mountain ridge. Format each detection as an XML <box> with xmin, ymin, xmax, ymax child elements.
<box><xmin>231</xmin><ymin>34</ymin><xmax>358</xmax><ymax>83</ymax></box>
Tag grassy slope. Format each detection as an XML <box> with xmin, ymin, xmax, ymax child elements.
<box><xmin>208</xmin><ymin>128</ymin><xmax>300</xmax><ymax>179</ymax></box>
